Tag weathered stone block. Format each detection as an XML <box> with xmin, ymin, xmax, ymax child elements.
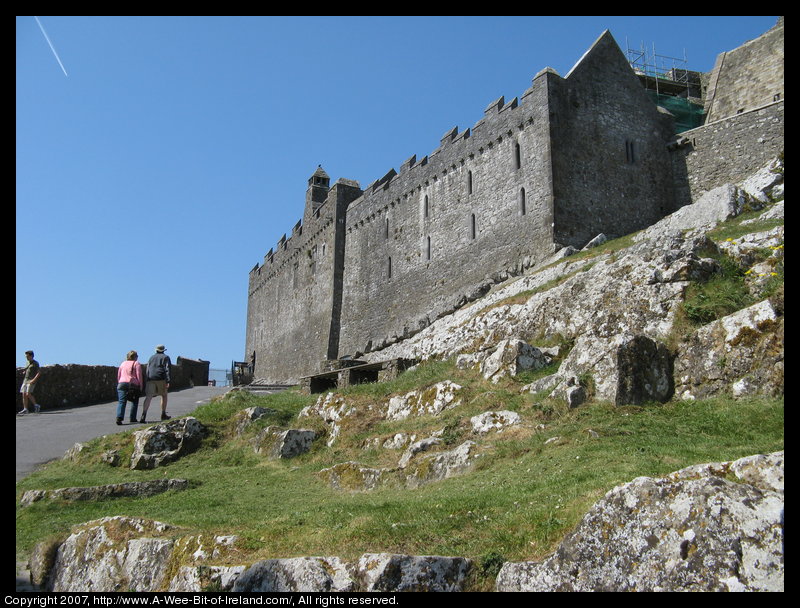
<box><xmin>232</xmin><ymin>557</ymin><xmax>355</xmax><ymax>592</ymax></box>
<box><xmin>357</xmin><ymin>553</ymin><xmax>472</xmax><ymax>592</ymax></box>
<box><xmin>130</xmin><ymin>417</ymin><xmax>206</xmax><ymax>470</ymax></box>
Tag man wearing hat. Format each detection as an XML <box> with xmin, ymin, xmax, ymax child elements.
<box><xmin>140</xmin><ymin>345</ymin><xmax>172</xmax><ymax>422</ymax></box>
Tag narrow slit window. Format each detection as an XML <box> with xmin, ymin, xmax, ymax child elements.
<box><xmin>519</xmin><ymin>188</ymin><xmax>526</xmax><ymax>216</ymax></box>
<box><xmin>625</xmin><ymin>140</ymin><xmax>636</xmax><ymax>164</ymax></box>
<box><xmin>387</xmin><ymin>256</ymin><xmax>392</xmax><ymax>279</ymax></box>
<box><xmin>426</xmin><ymin>236</ymin><xmax>431</xmax><ymax>261</ymax></box>
<box><xmin>470</xmin><ymin>214</ymin><xmax>476</xmax><ymax>240</ymax></box>
<box><xmin>514</xmin><ymin>142</ymin><xmax>521</xmax><ymax>169</ymax></box>
<box><xmin>424</xmin><ymin>195</ymin><xmax>429</xmax><ymax>218</ymax></box>
<box><xmin>467</xmin><ymin>171</ymin><xmax>473</xmax><ymax>194</ymax></box>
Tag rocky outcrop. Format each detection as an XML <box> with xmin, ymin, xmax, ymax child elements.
<box><xmin>318</xmin><ymin>462</ymin><xmax>386</xmax><ymax>492</ymax></box>
<box><xmin>253</xmin><ymin>427</ymin><xmax>317</xmax><ymax>459</ymax></box>
<box><xmin>319</xmin><ymin>438</ymin><xmax>481</xmax><ymax>492</ymax></box>
<box><xmin>402</xmin><ymin>440</ymin><xmax>480</xmax><ymax>489</ymax></box>
<box><xmin>496</xmin><ymin>451</ymin><xmax>784</xmax><ymax>592</ymax></box>
<box><xmin>298</xmin><ymin>393</ymin><xmax>356</xmax><ymax>446</ymax></box>
<box><xmin>299</xmin><ymin>381</ymin><xmax>462</xmax><ymax>447</ymax></box>
<box><xmin>481</xmin><ymin>339</ymin><xmax>551</xmax><ymax>383</ymax></box>
<box><xmin>470</xmin><ymin>411</ymin><xmax>521</xmax><ymax>434</ymax></box>
<box><xmin>232</xmin><ymin>557</ymin><xmax>355</xmax><ymax>592</ymax></box>
<box><xmin>675</xmin><ymin>299</ymin><xmax>783</xmax><ymax>400</ymax></box>
<box><xmin>19</xmin><ymin>479</ymin><xmax>188</xmax><ymax>507</ymax></box>
<box><xmin>33</xmin><ymin>516</ymin><xmax>472</xmax><ymax>592</ymax></box>
<box><xmin>169</xmin><ymin>565</ymin><xmax>245</xmax><ymax>592</ymax></box>
<box><xmin>130</xmin><ymin>417</ymin><xmax>206</xmax><ymax>470</ymax></box>
<box><xmin>385</xmin><ymin>381</ymin><xmax>462</xmax><ymax>420</ymax></box>
<box><xmin>357</xmin><ymin>553</ymin><xmax>472</xmax><ymax>592</ymax></box>
<box><xmin>37</xmin><ymin>453</ymin><xmax>782</xmax><ymax>592</ymax></box>
<box><xmin>46</xmin><ymin>517</ymin><xmax>179</xmax><ymax>592</ymax></box>
<box><xmin>232</xmin><ymin>406</ymin><xmax>276</xmax><ymax>436</ymax></box>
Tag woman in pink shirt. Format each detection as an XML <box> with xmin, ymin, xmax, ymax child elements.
<box><xmin>116</xmin><ymin>350</ymin><xmax>143</xmax><ymax>425</ymax></box>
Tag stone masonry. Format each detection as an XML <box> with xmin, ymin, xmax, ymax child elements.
<box><xmin>246</xmin><ymin>21</ymin><xmax>784</xmax><ymax>385</ymax></box>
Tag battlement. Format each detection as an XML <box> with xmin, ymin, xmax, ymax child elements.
<box><xmin>249</xmin><ymin>177</ymin><xmax>362</xmax><ymax>290</ymax></box>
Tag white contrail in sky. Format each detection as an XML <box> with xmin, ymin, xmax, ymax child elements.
<box><xmin>34</xmin><ymin>16</ymin><xmax>68</xmax><ymax>77</ymax></box>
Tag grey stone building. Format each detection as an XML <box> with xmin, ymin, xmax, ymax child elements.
<box><xmin>246</xmin><ymin>20</ymin><xmax>784</xmax><ymax>384</ymax></box>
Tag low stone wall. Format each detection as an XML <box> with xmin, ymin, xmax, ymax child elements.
<box><xmin>671</xmin><ymin>100</ymin><xmax>784</xmax><ymax>205</ymax></box>
<box><xmin>16</xmin><ymin>358</ymin><xmax>209</xmax><ymax>412</ymax></box>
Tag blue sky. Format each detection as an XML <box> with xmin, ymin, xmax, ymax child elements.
<box><xmin>16</xmin><ymin>16</ymin><xmax>780</xmax><ymax>371</ymax></box>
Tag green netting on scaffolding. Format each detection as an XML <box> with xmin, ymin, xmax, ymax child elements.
<box><xmin>647</xmin><ymin>91</ymin><xmax>705</xmax><ymax>133</ymax></box>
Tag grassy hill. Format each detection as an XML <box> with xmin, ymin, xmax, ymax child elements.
<box><xmin>15</xmin><ymin>363</ymin><xmax>783</xmax><ymax>589</ymax></box>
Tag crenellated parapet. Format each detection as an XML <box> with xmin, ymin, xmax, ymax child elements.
<box><xmin>248</xmin><ymin>176</ymin><xmax>362</xmax><ymax>298</ymax></box>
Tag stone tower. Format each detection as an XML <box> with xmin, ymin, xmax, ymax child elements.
<box><xmin>305</xmin><ymin>165</ymin><xmax>331</xmax><ymax>219</ymax></box>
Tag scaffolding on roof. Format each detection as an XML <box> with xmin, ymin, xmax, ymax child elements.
<box><xmin>626</xmin><ymin>40</ymin><xmax>705</xmax><ymax>132</ymax></box>
<box><xmin>626</xmin><ymin>41</ymin><xmax>699</xmax><ymax>96</ymax></box>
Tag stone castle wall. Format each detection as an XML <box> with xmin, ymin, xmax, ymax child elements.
<box><xmin>245</xmin><ymin>21</ymin><xmax>784</xmax><ymax>385</ymax></box>
<box><xmin>338</xmin><ymin>71</ymin><xmax>556</xmax><ymax>359</ymax></box>
<box><xmin>671</xmin><ymin>100</ymin><xmax>784</xmax><ymax>204</ymax></box>
<box><xmin>246</xmin><ymin>180</ymin><xmax>361</xmax><ymax>383</ymax></box>
<box><xmin>549</xmin><ymin>33</ymin><xmax>681</xmax><ymax>246</ymax></box>
<box><xmin>704</xmin><ymin>18</ymin><xmax>783</xmax><ymax>124</ymax></box>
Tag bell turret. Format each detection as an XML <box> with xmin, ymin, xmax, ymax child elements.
<box><xmin>306</xmin><ymin>165</ymin><xmax>330</xmax><ymax>214</ymax></box>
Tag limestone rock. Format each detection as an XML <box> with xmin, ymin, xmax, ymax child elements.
<box><xmin>636</xmin><ymin>183</ymin><xmax>748</xmax><ymax>237</ymax></box>
<box><xmin>556</xmin><ymin>333</ymin><xmax>673</xmax><ymax>405</ymax></box>
<box><xmin>480</xmin><ymin>339</ymin><xmax>550</xmax><ymax>383</ymax></box>
<box><xmin>49</xmin><ymin>517</ymin><xmax>178</xmax><ymax>592</ymax></box>
<box><xmin>674</xmin><ymin>299</ymin><xmax>783</xmax><ymax>400</ymax></box>
<box><xmin>130</xmin><ymin>417</ymin><xmax>206</xmax><ymax>470</ymax></box>
<box><xmin>496</xmin><ymin>451</ymin><xmax>784</xmax><ymax>592</ymax></box>
<box><xmin>369</xmin><ymin>432</ymin><xmax>417</xmax><ymax>450</ymax></box>
<box><xmin>385</xmin><ymin>380</ymin><xmax>462</xmax><ymax>420</ymax></box>
<box><xmin>470</xmin><ymin>410</ymin><xmax>521</xmax><ymax>434</ymax></box>
<box><xmin>63</xmin><ymin>442</ymin><xmax>88</xmax><ymax>461</ymax></box>
<box><xmin>253</xmin><ymin>427</ymin><xmax>316</xmax><ymax>459</ymax></box>
<box><xmin>398</xmin><ymin>437</ymin><xmax>442</xmax><ymax>468</ymax></box>
<box><xmin>564</xmin><ymin>383</ymin><xmax>587</xmax><ymax>408</ymax></box>
<box><xmin>739</xmin><ymin>157</ymin><xmax>783</xmax><ymax>203</ymax></box>
<box><xmin>169</xmin><ymin>565</ymin><xmax>246</xmax><ymax>592</ymax></box>
<box><xmin>582</xmin><ymin>233</ymin><xmax>608</xmax><ymax>250</ymax></box>
<box><xmin>232</xmin><ymin>557</ymin><xmax>355</xmax><ymax>592</ymax></box>
<box><xmin>29</xmin><ymin>538</ymin><xmax>60</xmax><ymax>589</ymax></box>
<box><xmin>233</xmin><ymin>406</ymin><xmax>276</xmax><ymax>436</ymax></box>
<box><xmin>20</xmin><ymin>479</ymin><xmax>189</xmax><ymax>507</ymax></box>
<box><xmin>404</xmin><ymin>440</ymin><xmax>479</xmax><ymax>489</ymax></box>
<box><xmin>101</xmin><ymin>450</ymin><xmax>121</xmax><ymax>466</ymax></box>
<box><xmin>318</xmin><ymin>462</ymin><xmax>386</xmax><ymax>492</ymax></box>
<box><xmin>357</xmin><ymin>553</ymin><xmax>472</xmax><ymax>592</ymax></box>
<box><xmin>299</xmin><ymin>392</ymin><xmax>357</xmax><ymax>446</ymax></box>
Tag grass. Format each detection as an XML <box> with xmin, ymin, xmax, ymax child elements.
<box><xmin>15</xmin><ymin>361</ymin><xmax>784</xmax><ymax>590</ymax></box>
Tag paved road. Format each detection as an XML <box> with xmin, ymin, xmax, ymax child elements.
<box><xmin>15</xmin><ymin>386</ymin><xmax>231</xmax><ymax>482</ymax></box>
